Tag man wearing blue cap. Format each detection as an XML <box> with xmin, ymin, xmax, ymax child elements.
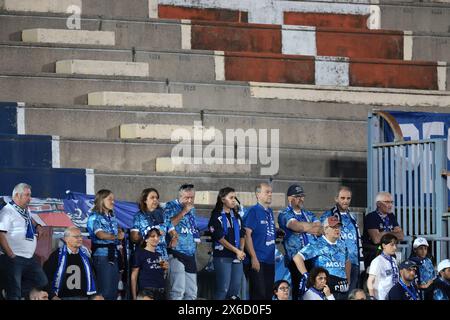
<box><xmin>278</xmin><ymin>184</ymin><xmax>322</xmax><ymax>300</ymax></box>
<box><xmin>387</xmin><ymin>260</ymin><xmax>420</xmax><ymax>300</ymax></box>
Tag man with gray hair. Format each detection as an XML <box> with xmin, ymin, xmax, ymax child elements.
<box><xmin>362</xmin><ymin>191</ymin><xmax>404</xmax><ymax>269</ymax></box>
<box><xmin>0</xmin><ymin>183</ymin><xmax>48</xmax><ymax>299</ymax></box>
<box><xmin>164</xmin><ymin>184</ymin><xmax>200</xmax><ymax>300</ymax></box>
<box><xmin>43</xmin><ymin>226</ymin><xmax>96</xmax><ymax>300</ymax></box>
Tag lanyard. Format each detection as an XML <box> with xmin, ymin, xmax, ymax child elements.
<box><xmin>399</xmin><ymin>279</ymin><xmax>418</xmax><ymax>300</ymax></box>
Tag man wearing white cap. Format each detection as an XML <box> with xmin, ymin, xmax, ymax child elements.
<box><xmin>409</xmin><ymin>237</ymin><xmax>436</xmax><ymax>298</ymax></box>
<box><xmin>432</xmin><ymin>259</ymin><xmax>450</xmax><ymax>300</ymax></box>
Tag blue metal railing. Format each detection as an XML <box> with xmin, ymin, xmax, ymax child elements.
<box><xmin>368</xmin><ymin>112</ymin><xmax>448</xmax><ymax>262</ymax></box>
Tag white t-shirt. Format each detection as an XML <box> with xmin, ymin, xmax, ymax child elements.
<box><xmin>0</xmin><ymin>203</ymin><xmax>37</xmax><ymax>258</ymax></box>
<box><xmin>368</xmin><ymin>254</ymin><xmax>397</xmax><ymax>300</ymax></box>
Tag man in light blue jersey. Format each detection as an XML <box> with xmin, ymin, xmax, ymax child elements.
<box><xmin>243</xmin><ymin>182</ymin><xmax>276</xmax><ymax>300</ymax></box>
<box><xmin>164</xmin><ymin>184</ymin><xmax>200</xmax><ymax>300</ymax></box>
<box><xmin>321</xmin><ymin>186</ymin><xmax>363</xmax><ymax>294</ymax></box>
<box><xmin>293</xmin><ymin>216</ymin><xmax>351</xmax><ymax>300</ymax></box>
<box><xmin>278</xmin><ymin>184</ymin><xmax>322</xmax><ymax>300</ymax></box>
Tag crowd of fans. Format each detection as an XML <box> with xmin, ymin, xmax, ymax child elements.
<box><xmin>0</xmin><ymin>182</ymin><xmax>449</xmax><ymax>300</ymax></box>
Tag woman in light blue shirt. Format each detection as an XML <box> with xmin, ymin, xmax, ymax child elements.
<box><xmin>87</xmin><ymin>189</ymin><xmax>124</xmax><ymax>300</ymax></box>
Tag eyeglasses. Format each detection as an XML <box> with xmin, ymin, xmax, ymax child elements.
<box><xmin>380</xmin><ymin>200</ymin><xmax>394</xmax><ymax>204</ymax></box>
<box><xmin>278</xmin><ymin>286</ymin><xmax>290</xmax><ymax>291</ymax></box>
<box><xmin>327</xmin><ymin>225</ymin><xmax>341</xmax><ymax>229</ymax></box>
<box><xmin>179</xmin><ymin>184</ymin><xmax>194</xmax><ymax>191</ymax></box>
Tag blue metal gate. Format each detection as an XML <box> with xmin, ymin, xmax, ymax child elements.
<box><xmin>368</xmin><ymin>111</ymin><xmax>449</xmax><ymax>262</ymax></box>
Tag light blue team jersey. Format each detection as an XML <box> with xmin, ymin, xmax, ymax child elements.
<box><xmin>86</xmin><ymin>211</ymin><xmax>119</xmax><ymax>257</ymax></box>
<box><xmin>321</xmin><ymin>210</ymin><xmax>359</xmax><ymax>266</ymax></box>
<box><xmin>299</xmin><ymin>235</ymin><xmax>349</xmax><ymax>279</ymax></box>
<box><xmin>164</xmin><ymin>199</ymin><xmax>198</xmax><ymax>256</ymax></box>
<box><xmin>418</xmin><ymin>258</ymin><xmax>436</xmax><ymax>284</ymax></box>
<box><xmin>132</xmin><ymin>209</ymin><xmax>174</xmax><ymax>260</ymax></box>
<box><xmin>278</xmin><ymin>206</ymin><xmax>318</xmax><ymax>262</ymax></box>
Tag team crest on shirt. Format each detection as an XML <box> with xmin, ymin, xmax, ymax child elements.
<box><xmin>209</xmin><ymin>226</ymin><xmax>215</xmax><ymax>233</ymax></box>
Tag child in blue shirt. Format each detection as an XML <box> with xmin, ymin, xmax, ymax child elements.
<box><xmin>409</xmin><ymin>237</ymin><xmax>436</xmax><ymax>299</ymax></box>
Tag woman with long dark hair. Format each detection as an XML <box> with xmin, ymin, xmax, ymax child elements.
<box><xmin>208</xmin><ymin>187</ymin><xmax>246</xmax><ymax>300</ymax></box>
<box><xmin>86</xmin><ymin>189</ymin><xmax>124</xmax><ymax>300</ymax></box>
<box><xmin>131</xmin><ymin>188</ymin><xmax>178</xmax><ymax>260</ymax></box>
<box><xmin>303</xmin><ymin>267</ymin><xmax>335</xmax><ymax>300</ymax></box>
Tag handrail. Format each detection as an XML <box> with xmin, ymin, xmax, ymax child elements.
<box><xmin>373</xmin><ymin>110</ymin><xmax>404</xmax><ymax>142</ymax></box>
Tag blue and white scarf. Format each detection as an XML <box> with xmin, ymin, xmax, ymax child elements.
<box><xmin>10</xmin><ymin>201</ymin><xmax>35</xmax><ymax>241</ymax></box>
<box><xmin>381</xmin><ymin>252</ymin><xmax>399</xmax><ymax>285</ymax></box>
<box><xmin>377</xmin><ymin>211</ymin><xmax>391</xmax><ymax>231</ymax></box>
<box><xmin>309</xmin><ymin>287</ymin><xmax>327</xmax><ymax>300</ymax></box>
<box><xmin>399</xmin><ymin>278</ymin><xmax>418</xmax><ymax>300</ymax></box>
<box><xmin>52</xmin><ymin>245</ymin><xmax>96</xmax><ymax>296</ymax></box>
<box><xmin>264</xmin><ymin>205</ymin><xmax>275</xmax><ymax>247</ymax></box>
<box><xmin>218</xmin><ymin>210</ymin><xmax>241</xmax><ymax>249</ymax></box>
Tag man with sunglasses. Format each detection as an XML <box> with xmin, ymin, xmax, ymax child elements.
<box><xmin>362</xmin><ymin>192</ymin><xmax>404</xmax><ymax>270</ymax></box>
<box><xmin>278</xmin><ymin>184</ymin><xmax>322</xmax><ymax>300</ymax></box>
<box><xmin>164</xmin><ymin>184</ymin><xmax>200</xmax><ymax>300</ymax></box>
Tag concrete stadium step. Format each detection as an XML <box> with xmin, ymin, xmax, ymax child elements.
<box><xmin>0</xmin><ymin>166</ymin><xmax>92</xmax><ymax>199</ymax></box>
<box><xmin>118</xmin><ymin>123</ymin><xmax>217</xmax><ymax>140</ymax></box>
<box><xmin>3</xmin><ymin>12</ymin><xmax>450</xmax><ymax>63</ymax></box>
<box><xmin>0</xmin><ymin>0</ymin><xmax>151</xmax><ymax>19</ymax></box>
<box><xmin>155</xmin><ymin>157</ymin><xmax>252</xmax><ymax>174</ymax></box>
<box><xmin>15</xmin><ymin>103</ymin><xmax>367</xmax><ymax>149</ymax></box>
<box><xmin>157</xmin><ymin>3</ymin><xmax>248</xmax><ymax>23</ymax></box>
<box><xmin>378</xmin><ymin>2</ymin><xmax>450</xmax><ymax>33</ymax></box>
<box><xmin>154</xmin><ymin>0</ymin><xmax>376</xmax><ymax>29</ymax></box>
<box><xmin>3</xmin><ymin>71</ymin><xmax>450</xmax><ymax>113</ymax></box>
<box><xmin>0</xmin><ymin>0</ymin><xmax>82</xmax><ymax>15</ymax></box>
<box><xmin>0</xmin><ymin>42</ymin><xmax>217</xmax><ymax>82</ymax></box>
<box><xmin>22</xmin><ymin>28</ymin><xmax>115</xmax><ymax>46</ymax></box>
<box><xmin>17</xmin><ymin>104</ymin><xmax>200</xmax><ymax>139</ymax></box>
<box><xmin>155</xmin><ymin>0</ymin><xmax>450</xmax><ymax>33</ymax></box>
<box><xmin>52</xmin><ymin>136</ymin><xmax>366</xmax><ymax>177</ymax></box>
<box><xmin>195</xmin><ymin>191</ymin><xmax>285</xmax><ymax>208</ymax></box>
<box><xmin>56</xmin><ymin>59</ymin><xmax>149</xmax><ymax>77</ymax></box>
<box><xmin>0</xmin><ymin>13</ymin><xmax>181</xmax><ymax>51</ymax></box>
<box><xmin>221</xmin><ymin>51</ymin><xmax>447</xmax><ymax>90</ymax></box>
<box><xmin>92</xmin><ymin>171</ymin><xmax>367</xmax><ymax>209</ymax></box>
<box><xmin>184</xmin><ymin>20</ymin><xmax>409</xmax><ymax>60</ymax></box>
<box><xmin>88</xmin><ymin>91</ymin><xmax>183</xmax><ymax>108</ymax></box>
<box><xmin>248</xmin><ymin>82</ymin><xmax>450</xmax><ymax>108</ymax></box>
<box><xmin>2</xmin><ymin>73</ymin><xmax>450</xmax><ymax>113</ymax></box>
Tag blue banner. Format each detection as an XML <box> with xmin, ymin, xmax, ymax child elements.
<box><xmin>63</xmin><ymin>191</ymin><xmax>209</xmax><ymax>232</ymax></box>
<box><xmin>384</xmin><ymin>111</ymin><xmax>450</xmax><ymax>204</ymax></box>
